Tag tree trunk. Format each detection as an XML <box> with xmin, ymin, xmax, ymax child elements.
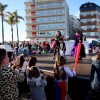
<box><xmin>1</xmin><ymin>13</ymin><xmax>4</xmax><ymax>44</ymax></box>
<box><xmin>11</xmin><ymin>25</ymin><xmax>13</xmax><ymax>48</ymax></box>
<box><xmin>16</xmin><ymin>23</ymin><xmax>19</xmax><ymax>44</ymax></box>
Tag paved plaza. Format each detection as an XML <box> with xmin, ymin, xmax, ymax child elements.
<box><xmin>36</xmin><ymin>53</ymin><xmax>92</xmax><ymax>77</ymax></box>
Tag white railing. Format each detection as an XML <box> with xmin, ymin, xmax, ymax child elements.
<box><xmin>36</xmin><ymin>33</ymin><xmax>54</xmax><ymax>37</ymax></box>
<box><xmin>27</xmin><ymin>32</ymin><xmax>32</xmax><ymax>38</ymax></box>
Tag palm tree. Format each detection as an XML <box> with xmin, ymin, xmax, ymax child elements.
<box><xmin>13</xmin><ymin>10</ymin><xmax>24</xmax><ymax>44</ymax></box>
<box><xmin>0</xmin><ymin>2</ymin><xmax>8</xmax><ymax>44</ymax></box>
<box><xmin>4</xmin><ymin>12</ymin><xmax>15</xmax><ymax>46</ymax></box>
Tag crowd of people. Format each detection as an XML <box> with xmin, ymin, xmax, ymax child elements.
<box><xmin>13</xmin><ymin>41</ymin><xmax>51</xmax><ymax>57</ymax></box>
<box><xmin>0</xmin><ymin>30</ymin><xmax>100</xmax><ymax>100</ymax></box>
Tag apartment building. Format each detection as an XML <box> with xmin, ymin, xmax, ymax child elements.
<box><xmin>80</xmin><ymin>2</ymin><xmax>100</xmax><ymax>38</ymax></box>
<box><xmin>25</xmin><ymin>0</ymin><xmax>69</xmax><ymax>42</ymax></box>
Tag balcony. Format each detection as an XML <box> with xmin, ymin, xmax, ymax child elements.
<box><xmin>26</xmin><ymin>32</ymin><xmax>32</xmax><ymax>38</ymax></box>
<box><xmin>25</xmin><ymin>5</ymin><xmax>64</xmax><ymax>11</ymax></box>
<box><xmin>26</xmin><ymin>13</ymin><xmax>36</xmax><ymax>16</ymax></box>
<box><xmin>36</xmin><ymin>33</ymin><xmax>54</xmax><ymax>37</ymax></box>
<box><xmin>26</xmin><ymin>20</ymin><xmax>65</xmax><ymax>25</ymax></box>
<box><xmin>26</xmin><ymin>13</ymin><xmax>65</xmax><ymax>19</ymax></box>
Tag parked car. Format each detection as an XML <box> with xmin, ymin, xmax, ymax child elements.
<box><xmin>91</xmin><ymin>40</ymin><xmax>100</xmax><ymax>46</ymax></box>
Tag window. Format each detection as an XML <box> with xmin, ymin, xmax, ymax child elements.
<box><xmin>86</xmin><ymin>18</ymin><xmax>96</xmax><ymax>23</ymax></box>
<box><xmin>36</xmin><ymin>11</ymin><xmax>45</xmax><ymax>16</ymax></box>
<box><xmin>36</xmin><ymin>18</ymin><xmax>45</xmax><ymax>22</ymax></box>
<box><xmin>83</xmin><ymin>32</ymin><xmax>87</xmax><ymax>35</ymax></box>
<box><xmin>37</xmin><ymin>4</ymin><xmax>45</xmax><ymax>8</ymax></box>
<box><xmin>90</xmin><ymin>11</ymin><xmax>96</xmax><ymax>16</ymax></box>
<box><xmin>56</xmin><ymin>16</ymin><xmax>64</xmax><ymax>21</ymax></box>
<box><xmin>46</xmin><ymin>10</ymin><xmax>53</xmax><ymax>15</ymax></box>
<box><xmin>84</xmin><ymin>5</ymin><xmax>87</xmax><ymax>7</ymax></box>
<box><xmin>90</xmin><ymin>32</ymin><xmax>96</xmax><ymax>36</ymax></box>
<box><xmin>36</xmin><ymin>3</ymin><xmax>64</xmax><ymax>9</ymax></box>
<box><xmin>91</xmin><ymin>25</ymin><xmax>95</xmax><ymax>30</ymax></box>
<box><xmin>81</xmin><ymin>12</ymin><xmax>87</xmax><ymax>16</ymax></box>
<box><xmin>36</xmin><ymin>16</ymin><xmax>64</xmax><ymax>23</ymax></box>
<box><xmin>81</xmin><ymin>26</ymin><xmax>87</xmax><ymax>30</ymax></box>
<box><xmin>89</xmin><ymin>4</ymin><xmax>93</xmax><ymax>6</ymax></box>
<box><xmin>91</xmin><ymin>18</ymin><xmax>96</xmax><ymax>22</ymax></box>
<box><xmin>86</xmin><ymin>32</ymin><xmax>90</xmax><ymax>36</ymax></box>
<box><xmin>46</xmin><ymin>3</ymin><xmax>53</xmax><ymax>8</ymax></box>
<box><xmin>55</xmin><ymin>3</ymin><xmax>64</xmax><ymax>7</ymax></box>
<box><xmin>36</xmin><ymin>10</ymin><xmax>55</xmax><ymax>16</ymax></box>
<box><xmin>53</xmin><ymin>9</ymin><xmax>64</xmax><ymax>14</ymax></box>
<box><xmin>81</xmin><ymin>19</ymin><xmax>87</xmax><ymax>23</ymax></box>
<box><xmin>47</xmin><ymin>17</ymin><xmax>54</xmax><ymax>21</ymax></box>
<box><xmin>38</xmin><ymin>24</ymin><xmax>65</xmax><ymax>30</ymax></box>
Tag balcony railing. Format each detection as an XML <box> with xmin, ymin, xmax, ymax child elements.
<box><xmin>26</xmin><ymin>13</ymin><xmax>35</xmax><ymax>16</ymax></box>
<box><xmin>36</xmin><ymin>33</ymin><xmax>54</xmax><ymax>37</ymax></box>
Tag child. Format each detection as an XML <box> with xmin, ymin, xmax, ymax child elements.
<box><xmin>54</xmin><ymin>56</ymin><xmax>76</xmax><ymax>100</ymax></box>
<box><xmin>27</xmin><ymin>67</ymin><xmax>47</xmax><ymax>100</ymax></box>
<box><xmin>26</xmin><ymin>56</ymin><xmax>37</xmax><ymax>79</ymax></box>
<box><xmin>54</xmin><ymin>56</ymin><xmax>76</xmax><ymax>81</ymax></box>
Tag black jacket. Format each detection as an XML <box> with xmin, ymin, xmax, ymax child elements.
<box><xmin>60</xmin><ymin>42</ymin><xmax>66</xmax><ymax>52</ymax></box>
<box><xmin>90</xmin><ymin>60</ymin><xmax>100</xmax><ymax>91</ymax></box>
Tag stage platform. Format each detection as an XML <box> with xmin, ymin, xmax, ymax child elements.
<box><xmin>35</xmin><ymin>54</ymin><xmax>95</xmax><ymax>100</ymax></box>
<box><xmin>36</xmin><ymin>53</ymin><xmax>92</xmax><ymax>77</ymax></box>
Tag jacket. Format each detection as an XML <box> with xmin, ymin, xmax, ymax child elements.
<box><xmin>90</xmin><ymin>59</ymin><xmax>100</xmax><ymax>91</ymax></box>
<box><xmin>0</xmin><ymin>65</ymin><xmax>24</xmax><ymax>100</ymax></box>
<box><xmin>28</xmin><ymin>77</ymin><xmax>47</xmax><ymax>100</ymax></box>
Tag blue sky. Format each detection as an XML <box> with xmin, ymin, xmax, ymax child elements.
<box><xmin>0</xmin><ymin>0</ymin><xmax>99</xmax><ymax>42</ymax></box>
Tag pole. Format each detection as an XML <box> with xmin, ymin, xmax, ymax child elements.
<box><xmin>73</xmin><ymin>42</ymin><xmax>82</xmax><ymax>71</ymax></box>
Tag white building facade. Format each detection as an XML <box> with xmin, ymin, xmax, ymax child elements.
<box><xmin>25</xmin><ymin>0</ymin><xmax>69</xmax><ymax>42</ymax></box>
<box><xmin>69</xmin><ymin>15</ymin><xmax>80</xmax><ymax>39</ymax></box>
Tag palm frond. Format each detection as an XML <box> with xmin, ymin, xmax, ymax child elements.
<box><xmin>12</xmin><ymin>10</ymin><xmax>24</xmax><ymax>22</ymax></box>
<box><xmin>6</xmin><ymin>12</ymin><xmax>12</xmax><ymax>16</ymax></box>
<box><xmin>2</xmin><ymin>5</ymin><xmax>8</xmax><ymax>11</ymax></box>
<box><xmin>0</xmin><ymin>3</ymin><xmax>8</xmax><ymax>12</ymax></box>
<box><xmin>17</xmin><ymin>16</ymin><xmax>24</xmax><ymax>20</ymax></box>
<box><xmin>5</xmin><ymin>13</ymin><xmax>16</xmax><ymax>25</ymax></box>
<box><xmin>13</xmin><ymin>10</ymin><xmax>17</xmax><ymax>16</ymax></box>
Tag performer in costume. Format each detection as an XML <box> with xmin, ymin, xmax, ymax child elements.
<box><xmin>71</xmin><ymin>30</ymin><xmax>86</xmax><ymax>60</ymax></box>
<box><xmin>52</xmin><ymin>31</ymin><xmax>62</xmax><ymax>60</ymax></box>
